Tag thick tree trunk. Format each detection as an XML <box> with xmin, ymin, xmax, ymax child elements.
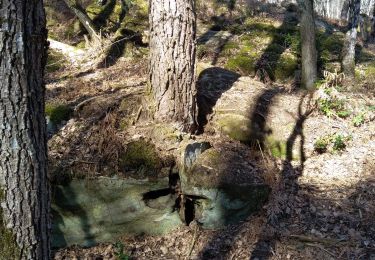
<box><xmin>63</xmin><ymin>0</ymin><xmax>100</xmax><ymax>40</ymax></box>
<box><xmin>0</xmin><ymin>1</ymin><xmax>50</xmax><ymax>259</ymax></box>
<box><xmin>298</xmin><ymin>0</ymin><xmax>318</xmax><ymax>90</ymax></box>
<box><xmin>149</xmin><ymin>0</ymin><xmax>198</xmax><ymax>133</ymax></box>
<box><xmin>342</xmin><ymin>0</ymin><xmax>361</xmax><ymax>77</ymax></box>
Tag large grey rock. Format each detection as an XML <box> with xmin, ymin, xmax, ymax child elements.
<box><xmin>179</xmin><ymin>142</ymin><xmax>270</xmax><ymax>229</ymax></box>
<box><xmin>52</xmin><ymin>177</ymin><xmax>182</xmax><ymax>248</ymax></box>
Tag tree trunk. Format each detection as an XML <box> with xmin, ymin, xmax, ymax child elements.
<box><xmin>342</xmin><ymin>0</ymin><xmax>361</xmax><ymax>77</ymax></box>
<box><xmin>63</xmin><ymin>0</ymin><xmax>100</xmax><ymax>40</ymax></box>
<box><xmin>298</xmin><ymin>0</ymin><xmax>318</xmax><ymax>90</ymax></box>
<box><xmin>371</xmin><ymin>6</ymin><xmax>375</xmax><ymax>41</ymax></box>
<box><xmin>149</xmin><ymin>0</ymin><xmax>198</xmax><ymax>133</ymax></box>
<box><xmin>0</xmin><ymin>1</ymin><xmax>50</xmax><ymax>259</ymax></box>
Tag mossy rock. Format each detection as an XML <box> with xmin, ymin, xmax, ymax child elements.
<box><xmin>0</xmin><ymin>189</ymin><xmax>20</xmax><ymax>259</ymax></box>
<box><xmin>119</xmin><ymin>140</ymin><xmax>163</xmax><ymax>178</ymax></box>
<box><xmin>52</xmin><ymin>178</ymin><xmax>183</xmax><ymax>247</ymax></box>
<box><xmin>216</xmin><ymin>114</ymin><xmax>251</xmax><ymax>143</ymax></box>
<box><xmin>45</xmin><ymin>103</ymin><xmax>73</xmax><ymax>125</ymax></box>
<box><xmin>274</xmin><ymin>52</ymin><xmax>298</xmax><ymax>81</ymax></box>
<box><xmin>179</xmin><ymin>143</ymin><xmax>270</xmax><ymax>228</ymax></box>
<box><xmin>226</xmin><ymin>55</ymin><xmax>257</xmax><ymax>76</ymax></box>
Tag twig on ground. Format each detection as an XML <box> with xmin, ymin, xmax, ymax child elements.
<box><xmin>305</xmin><ymin>243</ymin><xmax>337</xmax><ymax>258</ymax></box>
<box><xmin>185</xmin><ymin>224</ymin><xmax>198</xmax><ymax>260</ymax></box>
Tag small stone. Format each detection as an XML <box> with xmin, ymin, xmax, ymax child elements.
<box><xmin>160</xmin><ymin>246</ymin><xmax>168</xmax><ymax>255</ymax></box>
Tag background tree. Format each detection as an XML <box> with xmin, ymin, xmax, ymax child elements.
<box><xmin>149</xmin><ymin>0</ymin><xmax>198</xmax><ymax>133</ymax></box>
<box><xmin>0</xmin><ymin>0</ymin><xmax>50</xmax><ymax>258</ymax></box>
<box><xmin>298</xmin><ymin>0</ymin><xmax>317</xmax><ymax>89</ymax></box>
<box><xmin>342</xmin><ymin>0</ymin><xmax>361</xmax><ymax>77</ymax></box>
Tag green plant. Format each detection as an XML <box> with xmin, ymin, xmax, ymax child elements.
<box><xmin>333</xmin><ymin>134</ymin><xmax>350</xmax><ymax>151</ymax></box>
<box><xmin>314</xmin><ymin>136</ymin><xmax>331</xmax><ymax>154</ymax></box>
<box><xmin>314</xmin><ymin>134</ymin><xmax>351</xmax><ymax>153</ymax></box>
<box><xmin>336</xmin><ymin>109</ymin><xmax>351</xmax><ymax>118</ymax></box>
<box><xmin>114</xmin><ymin>241</ymin><xmax>130</xmax><ymax>260</ymax></box>
<box><xmin>352</xmin><ymin>112</ymin><xmax>366</xmax><ymax>127</ymax></box>
<box><xmin>284</xmin><ymin>33</ymin><xmax>301</xmax><ymax>54</ymax></box>
<box><xmin>316</xmin><ymin>73</ymin><xmax>351</xmax><ymax>118</ymax></box>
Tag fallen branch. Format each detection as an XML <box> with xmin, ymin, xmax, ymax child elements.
<box><xmin>305</xmin><ymin>243</ymin><xmax>337</xmax><ymax>258</ymax></box>
<box><xmin>289</xmin><ymin>234</ymin><xmax>353</xmax><ymax>246</ymax></box>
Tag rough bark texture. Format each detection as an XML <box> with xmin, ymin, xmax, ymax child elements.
<box><xmin>298</xmin><ymin>0</ymin><xmax>318</xmax><ymax>89</ymax></box>
<box><xmin>342</xmin><ymin>0</ymin><xmax>361</xmax><ymax>77</ymax></box>
<box><xmin>149</xmin><ymin>0</ymin><xmax>198</xmax><ymax>133</ymax></box>
<box><xmin>0</xmin><ymin>0</ymin><xmax>50</xmax><ymax>259</ymax></box>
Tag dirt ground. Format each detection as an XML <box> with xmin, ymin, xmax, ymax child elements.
<box><xmin>46</xmin><ymin>3</ymin><xmax>375</xmax><ymax>259</ymax></box>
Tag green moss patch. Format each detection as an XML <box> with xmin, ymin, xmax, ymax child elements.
<box><xmin>216</xmin><ymin>114</ymin><xmax>251</xmax><ymax>143</ymax></box>
<box><xmin>119</xmin><ymin>140</ymin><xmax>163</xmax><ymax>177</ymax></box>
<box><xmin>219</xmin><ymin>17</ymin><xmax>299</xmax><ymax>82</ymax></box>
<box><xmin>226</xmin><ymin>55</ymin><xmax>257</xmax><ymax>76</ymax></box>
<box><xmin>274</xmin><ymin>52</ymin><xmax>298</xmax><ymax>81</ymax></box>
<box><xmin>45</xmin><ymin>103</ymin><xmax>73</xmax><ymax>125</ymax></box>
<box><xmin>265</xmin><ymin>136</ymin><xmax>287</xmax><ymax>159</ymax></box>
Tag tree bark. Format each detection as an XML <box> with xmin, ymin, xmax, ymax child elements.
<box><xmin>149</xmin><ymin>0</ymin><xmax>198</xmax><ymax>133</ymax></box>
<box><xmin>342</xmin><ymin>0</ymin><xmax>361</xmax><ymax>77</ymax></box>
<box><xmin>0</xmin><ymin>1</ymin><xmax>50</xmax><ymax>259</ymax></box>
<box><xmin>298</xmin><ymin>0</ymin><xmax>318</xmax><ymax>90</ymax></box>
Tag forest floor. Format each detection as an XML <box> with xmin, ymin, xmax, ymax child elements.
<box><xmin>46</xmin><ymin>2</ymin><xmax>375</xmax><ymax>259</ymax></box>
<box><xmin>48</xmin><ymin>56</ymin><xmax>375</xmax><ymax>259</ymax></box>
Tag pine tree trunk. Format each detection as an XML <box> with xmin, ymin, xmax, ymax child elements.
<box><xmin>342</xmin><ymin>0</ymin><xmax>361</xmax><ymax>77</ymax></box>
<box><xmin>298</xmin><ymin>0</ymin><xmax>318</xmax><ymax>90</ymax></box>
<box><xmin>149</xmin><ymin>0</ymin><xmax>198</xmax><ymax>133</ymax></box>
<box><xmin>0</xmin><ymin>1</ymin><xmax>50</xmax><ymax>259</ymax></box>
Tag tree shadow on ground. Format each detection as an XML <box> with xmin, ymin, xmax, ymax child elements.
<box><xmin>197</xmin><ymin>89</ymin><xmax>314</xmax><ymax>259</ymax></box>
<box><xmin>247</xmin><ymin>86</ymin><xmax>285</xmax><ymax>148</ymax></box>
<box><xmin>249</xmin><ymin>93</ymin><xmax>313</xmax><ymax>259</ymax></box>
<box><xmin>196</xmin><ymin>67</ymin><xmax>240</xmax><ymax>133</ymax></box>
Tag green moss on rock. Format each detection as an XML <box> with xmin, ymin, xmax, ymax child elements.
<box><xmin>274</xmin><ymin>52</ymin><xmax>298</xmax><ymax>81</ymax></box>
<box><xmin>226</xmin><ymin>55</ymin><xmax>257</xmax><ymax>76</ymax></box>
<box><xmin>119</xmin><ymin>140</ymin><xmax>162</xmax><ymax>177</ymax></box>
<box><xmin>216</xmin><ymin>114</ymin><xmax>251</xmax><ymax>142</ymax></box>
